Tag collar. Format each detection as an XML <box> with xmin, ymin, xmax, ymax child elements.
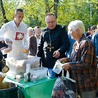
<box><xmin>78</xmin><ymin>34</ymin><xmax>86</xmax><ymax>43</ymax></box>
<box><xmin>12</xmin><ymin>20</ymin><xmax>22</xmax><ymax>28</ymax></box>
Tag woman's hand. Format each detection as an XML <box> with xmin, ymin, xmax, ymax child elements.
<box><xmin>59</xmin><ymin>58</ymin><xmax>68</xmax><ymax>63</ymax></box>
<box><xmin>62</xmin><ymin>63</ymin><xmax>70</xmax><ymax>71</ymax></box>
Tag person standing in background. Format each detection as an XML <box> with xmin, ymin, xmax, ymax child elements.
<box><xmin>91</xmin><ymin>25</ymin><xmax>98</xmax><ymax>56</ymax></box>
<box><xmin>85</xmin><ymin>25</ymin><xmax>92</xmax><ymax>38</ymax></box>
<box><xmin>34</xmin><ymin>26</ymin><xmax>41</xmax><ymax>48</ymax></box>
<box><xmin>27</xmin><ymin>27</ymin><xmax>37</xmax><ymax>56</ymax></box>
<box><xmin>37</xmin><ymin>13</ymin><xmax>70</xmax><ymax>78</ymax></box>
<box><xmin>0</xmin><ymin>8</ymin><xmax>28</xmax><ymax>60</ymax></box>
<box><xmin>86</xmin><ymin>25</ymin><xmax>97</xmax><ymax>40</ymax></box>
<box><xmin>65</xmin><ymin>34</ymin><xmax>75</xmax><ymax>58</ymax></box>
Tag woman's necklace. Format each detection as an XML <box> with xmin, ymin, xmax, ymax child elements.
<box><xmin>47</xmin><ymin>30</ymin><xmax>54</xmax><ymax>52</ymax></box>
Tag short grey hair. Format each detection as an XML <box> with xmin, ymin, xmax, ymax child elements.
<box><xmin>27</xmin><ymin>27</ymin><xmax>33</xmax><ymax>31</ymax></box>
<box><xmin>68</xmin><ymin>20</ymin><xmax>85</xmax><ymax>34</ymax></box>
<box><xmin>45</xmin><ymin>13</ymin><xmax>56</xmax><ymax>21</ymax></box>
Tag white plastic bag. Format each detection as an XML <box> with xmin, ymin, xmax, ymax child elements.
<box><xmin>53</xmin><ymin>60</ymin><xmax>63</xmax><ymax>74</ymax></box>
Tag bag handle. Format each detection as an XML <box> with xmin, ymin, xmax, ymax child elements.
<box><xmin>61</xmin><ymin>70</ymin><xmax>70</xmax><ymax>78</ymax></box>
<box><xmin>62</xmin><ymin>70</ymin><xmax>76</xmax><ymax>83</ymax></box>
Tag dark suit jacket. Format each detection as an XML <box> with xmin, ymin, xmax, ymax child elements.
<box><xmin>37</xmin><ymin>25</ymin><xmax>70</xmax><ymax>68</ymax></box>
<box><xmin>29</xmin><ymin>35</ymin><xmax>37</xmax><ymax>56</ymax></box>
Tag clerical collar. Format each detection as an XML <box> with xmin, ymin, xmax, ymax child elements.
<box><xmin>47</xmin><ymin>26</ymin><xmax>57</xmax><ymax>31</ymax></box>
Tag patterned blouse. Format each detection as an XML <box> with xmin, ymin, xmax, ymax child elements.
<box><xmin>67</xmin><ymin>34</ymin><xmax>97</xmax><ymax>92</ymax></box>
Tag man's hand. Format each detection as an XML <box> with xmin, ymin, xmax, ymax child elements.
<box><xmin>22</xmin><ymin>48</ymin><xmax>29</xmax><ymax>53</ymax></box>
<box><xmin>53</xmin><ymin>50</ymin><xmax>60</xmax><ymax>58</ymax></box>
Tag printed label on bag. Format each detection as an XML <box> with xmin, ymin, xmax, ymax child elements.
<box><xmin>53</xmin><ymin>60</ymin><xmax>63</xmax><ymax>74</ymax></box>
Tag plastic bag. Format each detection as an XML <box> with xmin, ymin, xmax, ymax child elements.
<box><xmin>52</xmin><ymin>70</ymin><xmax>77</xmax><ymax>98</ymax></box>
<box><xmin>53</xmin><ymin>60</ymin><xmax>63</xmax><ymax>74</ymax></box>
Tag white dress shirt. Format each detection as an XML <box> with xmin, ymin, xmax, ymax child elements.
<box><xmin>0</xmin><ymin>21</ymin><xmax>28</xmax><ymax>60</ymax></box>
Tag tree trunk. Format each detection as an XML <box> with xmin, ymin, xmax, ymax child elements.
<box><xmin>54</xmin><ymin>0</ymin><xmax>59</xmax><ymax>18</ymax></box>
<box><xmin>45</xmin><ymin>0</ymin><xmax>54</xmax><ymax>14</ymax></box>
<box><xmin>45</xmin><ymin>0</ymin><xmax>50</xmax><ymax>14</ymax></box>
<box><xmin>0</xmin><ymin>0</ymin><xmax>9</xmax><ymax>23</ymax></box>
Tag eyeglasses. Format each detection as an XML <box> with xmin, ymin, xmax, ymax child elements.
<box><xmin>46</xmin><ymin>21</ymin><xmax>56</xmax><ymax>24</ymax></box>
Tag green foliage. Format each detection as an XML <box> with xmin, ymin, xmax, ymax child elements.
<box><xmin>0</xmin><ymin>0</ymin><xmax>18</xmax><ymax>27</ymax></box>
<box><xmin>0</xmin><ymin>0</ymin><xmax>98</xmax><ymax>31</ymax></box>
<box><xmin>22</xmin><ymin>1</ymin><xmax>45</xmax><ymax>28</ymax></box>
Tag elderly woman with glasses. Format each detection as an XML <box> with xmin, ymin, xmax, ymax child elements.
<box><xmin>60</xmin><ymin>20</ymin><xmax>97</xmax><ymax>98</ymax></box>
